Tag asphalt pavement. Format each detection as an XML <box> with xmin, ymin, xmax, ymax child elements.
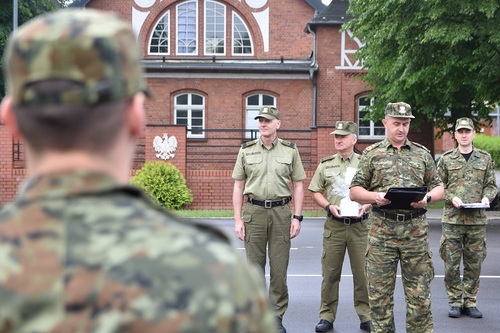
<box><xmin>203</xmin><ymin>210</ymin><xmax>500</xmax><ymax>333</ymax></box>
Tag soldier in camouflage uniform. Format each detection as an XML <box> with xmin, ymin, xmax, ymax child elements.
<box><xmin>309</xmin><ymin>121</ymin><xmax>372</xmax><ymax>332</ymax></box>
<box><xmin>437</xmin><ymin>117</ymin><xmax>497</xmax><ymax>319</ymax></box>
<box><xmin>0</xmin><ymin>9</ymin><xmax>276</xmax><ymax>333</ymax></box>
<box><xmin>350</xmin><ymin>102</ymin><xmax>444</xmax><ymax>333</ymax></box>
<box><xmin>232</xmin><ymin>106</ymin><xmax>307</xmax><ymax>333</ymax></box>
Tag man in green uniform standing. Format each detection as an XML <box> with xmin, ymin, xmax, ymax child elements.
<box><xmin>233</xmin><ymin>106</ymin><xmax>307</xmax><ymax>333</ymax></box>
<box><xmin>309</xmin><ymin>121</ymin><xmax>372</xmax><ymax>332</ymax></box>
<box><xmin>0</xmin><ymin>9</ymin><xmax>277</xmax><ymax>332</ymax></box>
<box><xmin>437</xmin><ymin>117</ymin><xmax>497</xmax><ymax>319</ymax></box>
<box><xmin>350</xmin><ymin>102</ymin><xmax>444</xmax><ymax>333</ymax></box>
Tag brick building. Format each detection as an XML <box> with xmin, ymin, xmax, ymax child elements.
<box><xmin>0</xmin><ymin>0</ymin><xmax>438</xmax><ymax>209</ymax></box>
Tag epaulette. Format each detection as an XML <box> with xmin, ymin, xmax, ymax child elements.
<box><xmin>475</xmin><ymin>148</ymin><xmax>491</xmax><ymax>157</ymax></box>
<box><xmin>362</xmin><ymin>141</ymin><xmax>383</xmax><ymax>155</ymax></box>
<box><xmin>280</xmin><ymin>139</ymin><xmax>296</xmax><ymax>149</ymax></box>
<box><xmin>441</xmin><ymin>149</ymin><xmax>454</xmax><ymax>156</ymax></box>
<box><xmin>320</xmin><ymin>155</ymin><xmax>336</xmax><ymax>163</ymax></box>
<box><xmin>241</xmin><ymin>140</ymin><xmax>257</xmax><ymax>149</ymax></box>
<box><xmin>411</xmin><ymin>141</ymin><xmax>430</xmax><ymax>153</ymax></box>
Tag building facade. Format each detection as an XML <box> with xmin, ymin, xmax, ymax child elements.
<box><xmin>1</xmin><ymin>0</ymin><xmax>439</xmax><ymax>209</ymax></box>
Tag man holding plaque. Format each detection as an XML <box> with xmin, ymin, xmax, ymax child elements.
<box><xmin>437</xmin><ymin>117</ymin><xmax>497</xmax><ymax>319</ymax></box>
<box><xmin>350</xmin><ymin>102</ymin><xmax>444</xmax><ymax>333</ymax></box>
<box><xmin>309</xmin><ymin>121</ymin><xmax>372</xmax><ymax>332</ymax></box>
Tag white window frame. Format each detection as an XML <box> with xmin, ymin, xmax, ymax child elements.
<box><xmin>204</xmin><ymin>0</ymin><xmax>226</xmax><ymax>55</ymax></box>
<box><xmin>358</xmin><ymin>96</ymin><xmax>386</xmax><ymax>139</ymax></box>
<box><xmin>175</xmin><ymin>93</ymin><xmax>205</xmax><ymax>138</ymax></box>
<box><xmin>176</xmin><ymin>0</ymin><xmax>198</xmax><ymax>55</ymax></box>
<box><xmin>245</xmin><ymin>94</ymin><xmax>276</xmax><ymax>139</ymax></box>
<box><xmin>232</xmin><ymin>12</ymin><xmax>253</xmax><ymax>56</ymax></box>
<box><xmin>148</xmin><ymin>11</ymin><xmax>170</xmax><ymax>55</ymax></box>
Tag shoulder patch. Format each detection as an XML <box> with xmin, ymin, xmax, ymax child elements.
<box><xmin>363</xmin><ymin>141</ymin><xmax>383</xmax><ymax>155</ymax></box>
<box><xmin>411</xmin><ymin>141</ymin><xmax>430</xmax><ymax>153</ymax></box>
<box><xmin>280</xmin><ymin>139</ymin><xmax>296</xmax><ymax>149</ymax></box>
<box><xmin>320</xmin><ymin>155</ymin><xmax>336</xmax><ymax>163</ymax></box>
<box><xmin>241</xmin><ymin>140</ymin><xmax>257</xmax><ymax>149</ymax></box>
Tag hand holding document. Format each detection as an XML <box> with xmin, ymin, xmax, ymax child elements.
<box><xmin>382</xmin><ymin>186</ymin><xmax>428</xmax><ymax>210</ymax></box>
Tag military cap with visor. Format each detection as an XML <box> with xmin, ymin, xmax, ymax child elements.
<box><xmin>455</xmin><ymin>117</ymin><xmax>474</xmax><ymax>131</ymax></box>
<box><xmin>3</xmin><ymin>8</ymin><xmax>151</xmax><ymax>106</ymax></box>
<box><xmin>330</xmin><ymin>121</ymin><xmax>357</xmax><ymax>135</ymax></box>
<box><xmin>254</xmin><ymin>106</ymin><xmax>280</xmax><ymax>120</ymax></box>
<box><xmin>385</xmin><ymin>102</ymin><xmax>415</xmax><ymax>118</ymax></box>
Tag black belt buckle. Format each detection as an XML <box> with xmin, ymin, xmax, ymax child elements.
<box><xmin>344</xmin><ymin>217</ymin><xmax>352</xmax><ymax>225</ymax></box>
<box><xmin>264</xmin><ymin>200</ymin><xmax>272</xmax><ymax>209</ymax></box>
<box><xmin>396</xmin><ymin>214</ymin><xmax>406</xmax><ymax>222</ymax></box>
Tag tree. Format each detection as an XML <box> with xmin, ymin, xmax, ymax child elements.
<box><xmin>346</xmin><ymin>0</ymin><xmax>499</xmax><ymax>137</ymax></box>
<box><xmin>0</xmin><ymin>0</ymin><xmax>65</xmax><ymax>97</ymax></box>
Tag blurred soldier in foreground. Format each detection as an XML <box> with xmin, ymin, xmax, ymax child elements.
<box><xmin>0</xmin><ymin>9</ymin><xmax>276</xmax><ymax>333</ymax></box>
<box><xmin>350</xmin><ymin>102</ymin><xmax>444</xmax><ymax>333</ymax></box>
<box><xmin>437</xmin><ymin>117</ymin><xmax>497</xmax><ymax>319</ymax></box>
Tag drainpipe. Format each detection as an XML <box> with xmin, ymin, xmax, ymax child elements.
<box><xmin>306</xmin><ymin>24</ymin><xmax>318</xmax><ymax>128</ymax></box>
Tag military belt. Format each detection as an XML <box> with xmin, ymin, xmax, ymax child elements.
<box><xmin>329</xmin><ymin>212</ymin><xmax>369</xmax><ymax>225</ymax></box>
<box><xmin>248</xmin><ymin>197</ymin><xmax>291</xmax><ymax>208</ymax></box>
<box><xmin>372</xmin><ymin>207</ymin><xmax>427</xmax><ymax>222</ymax></box>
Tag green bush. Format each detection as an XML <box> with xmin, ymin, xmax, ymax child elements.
<box><xmin>473</xmin><ymin>134</ymin><xmax>500</xmax><ymax>167</ymax></box>
<box><xmin>131</xmin><ymin>161</ymin><xmax>193</xmax><ymax>210</ymax></box>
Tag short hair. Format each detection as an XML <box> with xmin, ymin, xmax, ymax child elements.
<box><xmin>13</xmin><ymin>80</ymin><xmax>128</xmax><ymax>153</ymax></box>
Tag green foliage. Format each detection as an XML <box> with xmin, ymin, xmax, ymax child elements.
<box><xmin>473</xmin><ymin>134</ymin><xmax>500</xmax><ymax>167</ymax></box>
<box><xmin>345</xmin><ymin>0</ymin><xmax>499</xmax><ymax>138</ymax></box>
<box><xmin>131</xmin><ymin>161</ymin><xmax>193</xmax><ymax>210</ymax></box>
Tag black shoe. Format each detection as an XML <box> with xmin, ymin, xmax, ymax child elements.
<box><xmin>360</xmin><ymin>320</ymin><xmax>372</xmax><ymax>332</ymax></box>
<box><xmin>276</xmin><ymin>317</ymin><xmax>287</xmax><ymax>333</ymax></box>
<box><xmin>448</xmin><ymin>306</ymin><xmax>462</xmax><ymax>318</ymax></box>
<box><xmin>315</xmin><ymin>319</ymin><xmax>333</xmax><ymax>332</ymax></box>
<box><xmin>463</xmin><ymin>307</ymin><xmax>483</xmax><ymax>318</ymax></box>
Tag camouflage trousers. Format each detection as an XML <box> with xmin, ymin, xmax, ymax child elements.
<box><xmin>319</xmin><ymin>217</ymin><xmax>370</xmax><ymax>323</ymax></box>
<box><xmin>439</xmin><ymin>223</ymin><xmax>487</xmax><ymax>308</ymax></box>
<box><xmin>366</xmin><ymin>215</ymin><xmax>434</xmax><ymax>333</ymax></box>
<box><xmin>242</xmin><ymin>203</ymin><xmax>291</xmax><ymax>318</ymax></box>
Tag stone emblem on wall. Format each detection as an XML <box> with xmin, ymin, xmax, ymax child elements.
<box><xmin>153</xmin><ymin>133</ymin><xmax>178</xmax><ymax>160</ymax></box>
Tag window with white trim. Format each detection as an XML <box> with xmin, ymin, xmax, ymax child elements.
<box><xmin>149</xmin><ymin>1</ymin><xmax>253</xmax><ymax>57</ymax></box>
<box><xmin>358</xmin><ymin>96</ymin><xmax>386</xmax><ymax>139</ymax></box>
<box><xmin>149</xmin><ymin>12</ymin><xmax>169</xmax><ymax>54</ymax></box>
<box><xmin>245</xmin><ymin>94</ymin><xmax>276</xmax><ymax>139</ymax></box>
<box><xmin>175</xmin><ymin>93</ymin><xmax>205</xmax><ymax>138</ymax></box>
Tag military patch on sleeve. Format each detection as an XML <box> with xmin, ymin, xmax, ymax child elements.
<box><xmin>280</xmin><ymin>139</ymin><xmax>296</xmax><ymax>149</ymax></box>
<box><xmin>241</xmin><ymin>140</ymin><xmax>257</xmax><ymax>148</ymax></box>
<box><xmin>411</xmin><ymin>141</ymin><xmax>430</xmax><ymax>153</ymax></box>
<box><xmin>320</xmin><ymin>155</ymin><xmax>336</xmax><ymax>163</ymax></box>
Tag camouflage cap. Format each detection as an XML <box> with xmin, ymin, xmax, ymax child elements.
<box><xmin>385</xmin><ymin>102</ymin><xmax>415</xmax><ymax>118</ymax></box>
<box><xmin>455</xmin><ymin>117</ymin><xmax>474</xmax><ymax>131</ymax></box>
<box><xmin>254</xmin><ymin>106</ymin><xmax>280</xmax><ymax>120</ymax></box>
<box><xmin>330</xmin><ymin>121</ymin><xmax>357</xmax><ymax>135</ymax></box>
<box><xmin>3</xmin><ymin>8</ymin><xmax>150</xmax><ymax>106</ymax></box>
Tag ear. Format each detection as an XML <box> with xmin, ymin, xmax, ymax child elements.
<box><xmin>275</xmin><ymin>119</ymin><xmax>281</xmax><ymax>129</ymax></box>
<box><xmin>125</xmin><ymin>93</ymin><xmax>146</xmax><ymax>138</ymax></box>
<box><xmin>1</xmin><ymin>97</ymin><xmax>22</xmax><ymax>139</ymax></box>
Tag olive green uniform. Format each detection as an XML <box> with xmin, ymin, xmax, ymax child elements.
<box><xmin>350</xmin><ymin>138</ymin><xmax>443</xmax><ymax>333</ymax></box>
<box><xmin>232</xmin><ymin>137</ymin><xmax>306</xmax><ymax>317</ymax></box>
<box><xmin>308</xmin><ymin>152</ymin><xmax>370</xmax><ymax>324</ymax></box>
<box><xmin>437</xmin><ymin>148</ymin><xmax>497</xmax><ymax>308</ymax></box>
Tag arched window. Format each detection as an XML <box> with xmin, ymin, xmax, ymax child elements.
<box><xmin>358</xmin><ymin>95</ymin><xmax>385</xmax><ymax>139</ymax></box>
<box><xmin>175</xmin><ymin>93</ymin><xmax>205</xmax><ymax>138</ymax></box>
<box><xmin>148</xmin><ymin>0</ymin><xmax>253</xmax><ymax>57</ymax></box>
<box><xmin>245</xmin><ymin>94</ymin><xmax>276</xmax><ymax>139</ymax></box>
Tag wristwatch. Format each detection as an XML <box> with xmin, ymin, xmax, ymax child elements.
<box><xmin>293</xmin><ymin>214</ymin><xmax>303</xmax><ymax>222</ymax></box>
<box><xmin>427</xmin><ymin>195</ymin><xmax>432</xmax><ymax>203</ymax></box>
<box><xmin>324</xmin><ymin>204</ymin><xmax>331</xmax><ymax>213</ymax></box>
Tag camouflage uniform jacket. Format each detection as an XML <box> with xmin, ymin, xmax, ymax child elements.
<box><xmin>437</xmin><ymin>148</ymin><xmax>497</xmax><ymax>225</ymax></box>
<box><xmin>308</xmin><ymin>152</ymin><xmax>360</xmax><ymax>206</ymax></box>
<box><xmin>350</xmin><ymin>138</ymin><xmax>443</xmax><ymax>212</ymax></box>
<box><xmin>0</xmin><ymin>170</ymin><xmax>276</xmax><ymax>333</ymax></box>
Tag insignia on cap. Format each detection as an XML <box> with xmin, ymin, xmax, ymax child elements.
<box><xmin>460</xmin><ymin>119</ymin><xmax>468</xmax><ymax>125</ymax></box>
<box><xmin>262</xmin><ymin>107</ymin><xmax>269</xmax><ymax>113</ymax></box>
<box><xmin>337</xmin><ymin>123</ymin><xmax>343</xmax><ymax>129</ymax></box>
<box><xmin>399</xmin><ymin>105</ymin><xmax>407</xmax><ymax>114</ymax></box>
